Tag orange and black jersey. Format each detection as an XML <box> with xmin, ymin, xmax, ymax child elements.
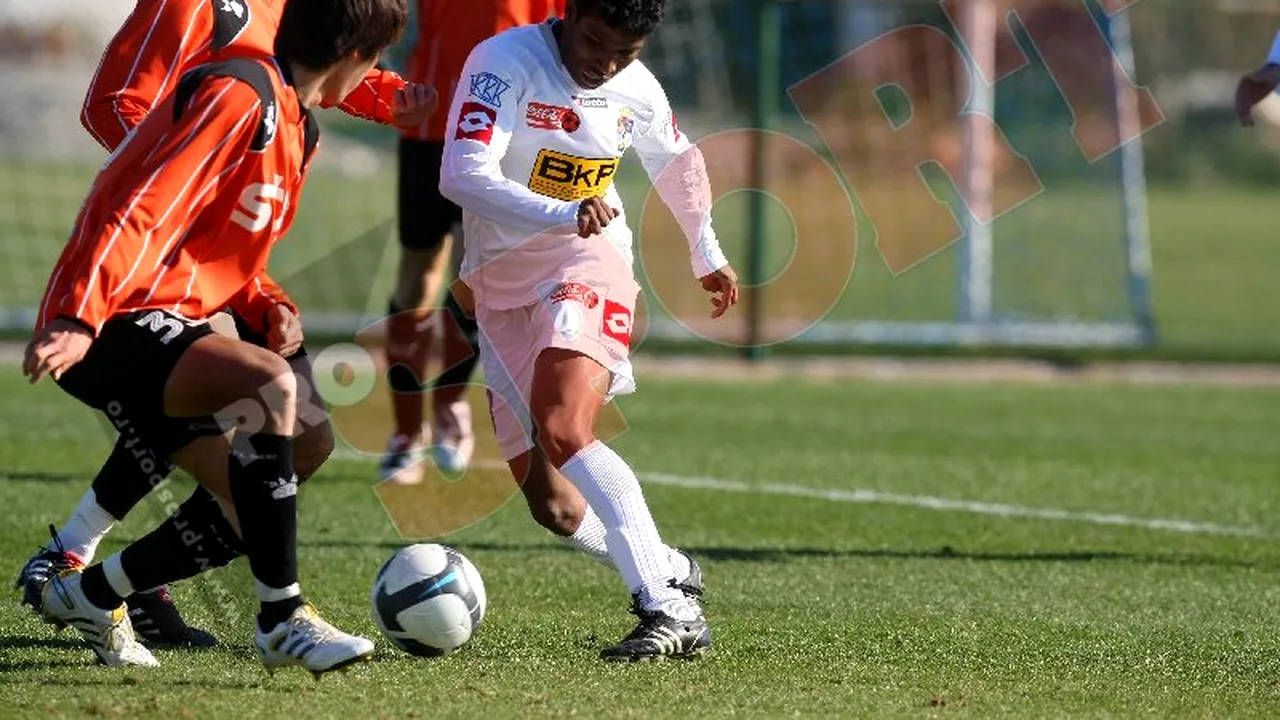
<box><xmin>82</xmin><ymin>0</ymin><xmax>405</xmax><ymax>153</ymax></box>
<box><xmin>42</xmin><ymin>58</ymin><xmax>317</xmax><ymax>335</ymax></box>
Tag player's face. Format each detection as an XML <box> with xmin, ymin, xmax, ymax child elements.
<box><xmin>561</xmin><ymin>12</ymin><xmax>647</xmax><ymax>89</ymax></box>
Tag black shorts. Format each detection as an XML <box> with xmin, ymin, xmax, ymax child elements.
<box><xmin>56</xmin><ymin>310</ymin><xmax>225</xmax><ymax>457</ymax></box>
<box><xmin>398</xmin><ymin>138</ymin><xmax>462</xmax><ymax>252</ymax></box>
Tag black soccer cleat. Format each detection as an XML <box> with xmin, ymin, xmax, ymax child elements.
<box><xmin>673</xmin><ymin>549</ymin><xmax>704</xmax><ymax>602</ymax></box>
<box><xmin>599</xmin><ymin>604</ymin><xmax>712</xmax><ymax>662</ymax></box>
<box><xmin>127</xmin><ymin>587</ymin><xmax>218</xmax><ymax>648</ymax></box>
<box><xmin>13</xmin><ymin>524</ymin><xmax>84</xmax><ymax>623</ymax></box>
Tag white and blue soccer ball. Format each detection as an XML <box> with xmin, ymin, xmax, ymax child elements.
<box><xmin>370</xmin><ymin>543</ymin><xmax>487</xmax><ymax>657</ymax></box>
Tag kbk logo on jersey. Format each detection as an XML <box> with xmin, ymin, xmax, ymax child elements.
<box><xmin>528</xmin><ymin>149</ymin><xmax>618</xmax><ymax>202</ymax></box>
<box><xmin>549</xmin><ymin>282</ymin><xmax>600</xmax><ymax>309</ymax></box>
<box><xmin>602</xmin><ymin>300</ymin><xmax>632</xmax><ymax>347</ymax></box>
<box><xmin>468</xmin><ymin>72</ymin><xmax>511</xmax><ymax>107</ymax></box>
<box><xmin>455</xmin><ymin>102</ymin><xmax>498</xmax><ymax>144</ymax></box>
<box><xmin>526</xmin><ymin>101</ymin><xmax>580</xmax><ymax>133</ymax></box>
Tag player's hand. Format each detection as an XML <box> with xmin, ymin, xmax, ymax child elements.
<box><xmin>699</xmin><ymin>265</ymin><xmax>740</xmax><ymax>319</ymax></box>
<box><xmin>576</xmin><ymin>196</ymin><xmax>619</xmax><ymax>238</ymax></box>
<box><xmin>393</xmin><ymin>83</ymin><xmax>439</xmax><ymax>129</ymax></box>
<box><xmin>1236</xmin><ymin>64</ymin><xmax>1280</xmax><ymax>126</ymax></box>
<box><xmin>265</xmin><ymin>304</ymin><xmax>304</xmax><ymax>358</ymax></box>
<box><xmin>23</xmin><ymin>318</ymin><xmax>93</xmax><ymax>384</ymax></box>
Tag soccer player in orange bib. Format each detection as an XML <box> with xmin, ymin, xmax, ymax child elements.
<box><xmin>15</xmin><ymin>0</ymin><xmax>437</xmax><ymax>649</ymax></box>
<box><xmin>23</xmin><ymin>0</ymin><xmax>417</xmax><ymax>673</ymax></box>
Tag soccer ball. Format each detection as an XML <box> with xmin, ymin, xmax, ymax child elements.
<box><xmin>370</xmin><ymin>543</ymin><xmax>487</xmax><ymax>657</ymax></box>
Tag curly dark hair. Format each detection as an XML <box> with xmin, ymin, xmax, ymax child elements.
<box><xmin>572</xmin><ymin>0</ymin><xmax>667</xmax><ymax>37</ymax></box>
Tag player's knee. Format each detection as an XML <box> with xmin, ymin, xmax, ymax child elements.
<box><xmin>228</xmin><ymin>351</ymin><xmax>297</xmax><ymax>436</ymax></box>
<box><xmin>528</xmin><ymin>493</ymin><xmax>586</xmax><ymax>537</ymax></box>
<box><xmin>292</xmin><ymin>419</ymin><xmax>334</xmax><ymax>483</ymax></box>
<box><xmin>533</xmin><ymin>407</ymin><xmax>595</xmax><ymax>468</ymax></box>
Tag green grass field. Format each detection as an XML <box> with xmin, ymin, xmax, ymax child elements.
<box><xmin>2</xmin><ymin>366</ymin><xmax>1279</xmax><ymax>718</ymax></box>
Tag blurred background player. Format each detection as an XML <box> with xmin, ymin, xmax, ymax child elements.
<box><xmin>1235</xmin><ymin>30</ymin><xmax>1280</xmax><ymax>127</ymax></box>
<box><xmin>381</xmin><ymin>0</ymin><xmax>566</xmax><ymax>484</ymax></box>
<box><xmin>16</xmin><ymin>0</ymin><xmax>435</xmax><ymax>650</ymax></box>
<box><xmin>24</xmin><ymin>0</ymin><xmax>413</xmax><ymax>671</ymax></box>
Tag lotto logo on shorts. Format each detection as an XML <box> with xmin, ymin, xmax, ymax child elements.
<box><xmin>526</xmin><ymin>101</ymin><xmax>580</xmax><ymax>132</ymax></box>
<box><xmin>528</xmin><ymin>149</ymin><xmax>618</xmax><ymax>202</ymax></box>
<box><xmin>549</xmin><ymin>282</ymin><xmax>600</xmax><ymax>308</ymax></box>
<box><xmin>602</xmin><ymin>300</ymin><xmax>632</xmax><ymax>347</ymax></box>
<box><xmin>456</xmin><ymin>102</ymin><xmax>497</xmax><ymax>144</ymax></box>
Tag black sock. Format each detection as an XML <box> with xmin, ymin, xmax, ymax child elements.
<box><xmin>79</xmin><ymin>565</ymin><xmax>125</xmax><ymax>611</ymax></box>
<box><xmin>118</xmin><ymin>487</ymin><xmax>245</xmax><ymax>593</ymax></box>
<box><xmin>226</xmin><ymin>433</ymin><xmax>304</xmax><ymax>632</ymax></box>
<box><xmin>436</xmin><ymin>292</ymin><xmax>480</xmax><ymax>389</ymax></box>
<box><xmin>90</xmin><ymin>433</ymin><xmax>174</xmax><ymax>520</ymax></box>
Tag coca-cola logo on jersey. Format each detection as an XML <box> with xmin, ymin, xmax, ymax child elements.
<box><xmin>526</xmin><ymin>101</ymin><xmax>580</xmax><ymax>133</ymax></box>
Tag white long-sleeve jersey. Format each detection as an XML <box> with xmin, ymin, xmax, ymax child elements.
<box><xmin>439</xmin><ymin>20</ymin><xmax>728</xmax><ymax>310</ymax></box>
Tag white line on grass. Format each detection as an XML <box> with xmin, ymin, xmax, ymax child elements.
<box><xmin>334</xmin><ymin>449</ymin><xmax>1269</xmax><ymax>539</ymax></box>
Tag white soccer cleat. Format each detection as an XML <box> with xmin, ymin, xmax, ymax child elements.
<box><xmin>40</xmin><ymin>571</ymin><xmax>159</xmax><ymax>667</ymax></box>
<box><xmin>255</xmin><ymin>603</ymin><xmax>375</xmax><ymax>677</ymax></box>
<box><xmin>431</xmin><ymin>399</ymin><xmax>475</xmax><ymax>477</ymax></box>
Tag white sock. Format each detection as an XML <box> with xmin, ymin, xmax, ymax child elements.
<box><xmin>558</xmin><ymin>441</ymin><xmax>695</xmax><ymax>620</ymax></box>
<box><xmin>101</xmin><ymin>553</ymin><xmax>135</xmax><ymax>600</ymax></box>
<box><xmin>53</xmin><ymin>489</ymin><xmax>117</xmax><ymax>562</ymax></box>
<box><xmin>254</xmin><ymin>580</ymin><xmax>301</xmax><ymax>603</ymax></box>
<box><xmin>565</xmin><ymin>507</ymin><xmax>693</xmax><ymax>582</ymax></box>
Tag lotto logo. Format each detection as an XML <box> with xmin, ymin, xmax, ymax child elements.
<box><xmin>468</xmin><ymin>72</ymin><xmax>511</xmax><ymax>107</ymax></box>
<box><xmin>455</xmin><ymin>102</ymin><xmax>497</xmax><ymax>144</ymax></box>
<box><xmin>602</xmin><ymin>300</ymin><xmax>632</xmax><ymax>347</ymax></box>
<box><xmin>528</xmin><ymin>149</ymin><xmax>618</xmax><ymax>202</ymax></box>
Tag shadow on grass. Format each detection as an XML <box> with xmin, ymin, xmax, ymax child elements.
<box><xmin>298</xmin><ymin>539</ymin><xmax>1274</xmax><ymax>571</ymax></box>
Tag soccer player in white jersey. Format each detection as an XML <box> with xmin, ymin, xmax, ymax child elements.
<box><xmin>439</xmin><ymin>0</ymin><xmax>739</xmax><ymax>661</ymax></box>
<box><xmin>1236</xmin><ymin>31</ymin><xmax>1280</xmax><ymax>126</ymax></box>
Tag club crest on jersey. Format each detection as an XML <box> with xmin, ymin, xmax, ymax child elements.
<box><xmin>468</xmin><ymin>72</ymin><xmax>511</xmax><ymax>108</ymax></box>
<box><xmin>617</xmin><ymin>108</ymin><xmax>636</xmax><ymax>153</ymax></box>
<box><xmin>528</xmin><ymin>149</ymin><xmax>618</xmax><ymax>202</ymax></box>
<box><xmin>549</xmin><ymin>282</ymin><xmax>600</xmax><ymax>309</ymax></box>
<box><xmin>526</xmin><ymin>102</ymin><xmax>580</xmax><ymax>133</ymax></box>
<box><xmin>456</xmin><ymin>102</ymin><xmax>498</xmax><ymax>144</ymax></box>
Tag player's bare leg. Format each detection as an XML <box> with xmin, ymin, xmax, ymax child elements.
<box><xmin>429</xmin><ymin>228</ymin><xmax>478</xmax><ymax>476</ymax></box>
<box><xmin>527</xmin><ymin>348</ymin><xmax>709</xmax><ymax>661</ymax></box>
<box><xmin>381</xmin><ymin>232</ymin><xmax>454</xmax><ymax>486</ymax></box>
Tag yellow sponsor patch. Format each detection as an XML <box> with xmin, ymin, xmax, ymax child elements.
<box><xmin>528</xmin><ymin>149</ymin><xmax>619</xmax><ymax>201</ymax></box>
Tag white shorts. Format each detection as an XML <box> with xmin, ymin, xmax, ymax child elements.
<box><xmin>477</xmin><ymin>276</ymin><xmax>640</xmax><ymax>461</ymax></box>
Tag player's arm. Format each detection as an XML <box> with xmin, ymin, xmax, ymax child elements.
<box><xmin>323</xmin><ymin>66</ymin><xmax>437</xmax><ymax>128</ymax></box>
<box><xmin>43</xmin><ymin>78</ymin><xmax>263</xmax><ymax>335</ymax></box>
<box><xmin>81</xmin><ymin>0</ymin><xmax>212</xmax><ymax>151</ymax></box>
<box><xmin>225</xmin><ymin>273</ymin><xmax>298</xmax><ymax>334</ymax></box>
<box><xmin>631</xmin><ymin>81</ymin><xmax>730</xmax><ymax>279</ymax></box>
<box><xmin>437</xmin><ymin>45</ymin><xmax>580</xmax><ymax>242</ymax></box>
